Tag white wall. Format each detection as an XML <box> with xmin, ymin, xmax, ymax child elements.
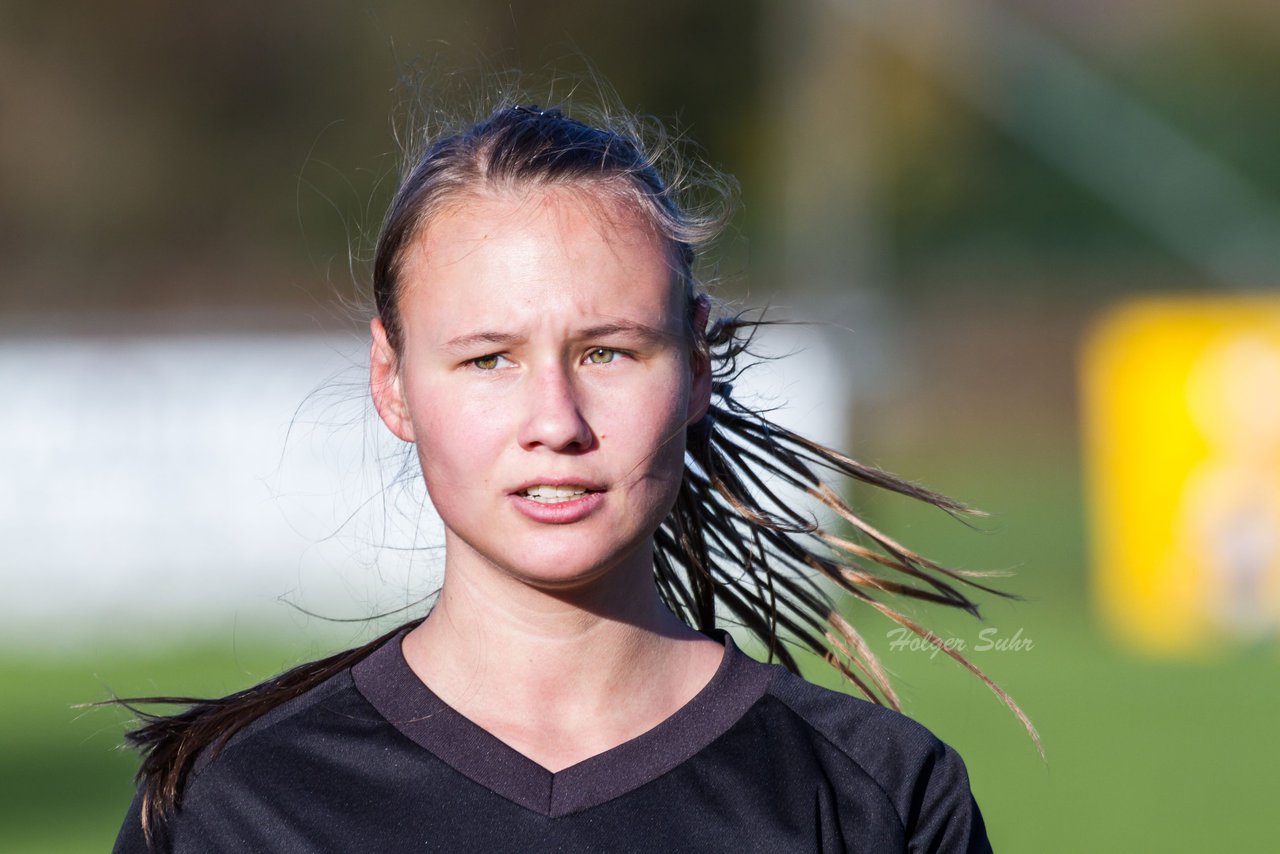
<box><xmin>0</xmin><ymin>316</ymin><xmax>856</xmax><ymax>649</ymax></box>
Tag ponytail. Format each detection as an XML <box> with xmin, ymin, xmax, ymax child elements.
<box><xmin>660</xmin><ymin>312</ymin><xmax>1039</xmax><ymax>743</ymax></box>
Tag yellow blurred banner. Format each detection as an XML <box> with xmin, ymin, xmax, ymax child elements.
<box><xmin>1082</xmin><ymin>297</ymin><xmax>1280</xmax><ymax>655</ymax></box>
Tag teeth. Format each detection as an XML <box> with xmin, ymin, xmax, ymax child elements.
<box><xmin>521</xmin><ymin>484</ymin><xmax>590</xmax><ymax>503</ymax></box>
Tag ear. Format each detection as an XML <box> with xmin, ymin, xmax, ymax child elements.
<box><xmin>370</xmin><ymin>317</ymin><xmax>416</xmax><ymax>443</ymax></box>
<box><xmin>686</xmin><ymin>294</ymin><xmax>713</xmax><ymax>424</ymax></box>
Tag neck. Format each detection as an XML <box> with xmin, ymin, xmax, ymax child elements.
<box><xmin>401</xmin><ymin>540</ymin><xmax>724</xmax><ymax>771</ymax></box>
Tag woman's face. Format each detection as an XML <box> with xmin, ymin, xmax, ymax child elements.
<box><xmin>371</xmin><ymin>186</ymin><xmax>710</xmax><ymax>592</ymax></box>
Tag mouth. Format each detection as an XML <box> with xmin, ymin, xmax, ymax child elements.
<box><xmin>516</xmin><ymin>484</ymin><xmax>601</xmax><ymax>504</ymax></box>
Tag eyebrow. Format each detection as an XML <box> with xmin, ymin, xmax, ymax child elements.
<box><xmin>443</xmin><ymin>321</ymin><xmax>675</xmax><ymax>353</ymax></box>
<box><xmin>442</xmin><ymin>331</ymin><xmax>525</xmax><ymax>353</ymax></box>
<box><xmin>576</xmin><ymin>321</ymin><xmax>675</xmax><ymax>345</ymax></box>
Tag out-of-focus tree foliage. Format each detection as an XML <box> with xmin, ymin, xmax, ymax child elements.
<box><xmin>2</xmin><ymin>0</ymin><xmax>1279</xmax><ymax>311</ymax></box>
<box><xmin>0</xmin><ymin>0</ymin><xmax>760</xmax><ymax>311</ymax></box>
<box><xmin>871</xmin><ymin>1</ymin><xmax>1280</xmax><ymax>293</ymax></box>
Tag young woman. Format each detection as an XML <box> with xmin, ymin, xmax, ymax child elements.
<box><xmin>112</xmin><ymin>101</ymin><xmax>1029</xmax><ymax>852</ymax></box>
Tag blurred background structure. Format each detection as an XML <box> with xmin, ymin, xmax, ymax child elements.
<box><xmin>3</xmin><ymin>0</ymin><xmax>1279</xmax><ymax>850</ymax></box>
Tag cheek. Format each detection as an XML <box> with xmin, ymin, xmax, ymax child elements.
<box><xmin>406</xmin><ymin>383</ymin><xmax>509</xmax><ymax>483</ymax></box>
<box><xmin>602</xmin><ymin>377</ymin><xmax>690</xmax><ymax>467</ymax></box>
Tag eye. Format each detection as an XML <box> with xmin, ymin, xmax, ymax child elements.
<box><xmin>586</xmin><ymin>348</ymin><xmax>618</xmax><ymax>365</ymax></box>
<box><xmin>470</xmin><ymin>353</ymin><xmax>508</xmax><ymax>371</ymax></box>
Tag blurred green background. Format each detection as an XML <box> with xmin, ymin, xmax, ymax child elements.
<box><xmin>4</xmin><ymin>0</ymin><xmax>1280</xmax><ymax>850</ymax></box>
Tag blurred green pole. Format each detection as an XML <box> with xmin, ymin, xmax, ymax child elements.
<box><xmin>759</xmin><ymin>0</ymin><xmax>897</xmax><ymax>439</ymax></box>
<box><xmin>763</xmin><ymin>0</ymin><xmax>884</xmax><ymax>298</ymax></box>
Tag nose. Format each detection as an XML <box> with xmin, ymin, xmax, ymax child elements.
<box><xmin>517</xmin><ymin>362</ymin><xmax>594</xmax><ymax>452</ymax></box>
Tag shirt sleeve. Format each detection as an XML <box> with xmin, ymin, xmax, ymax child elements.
<box><xmin>112</xmin><ymin>786</ymin><xmax>164</xmax><ymax>854</ymax></box>
<box><xmin>905</xmin><ymin>739</ymin><xmax>993</xmax><ymax>854</ymax></box>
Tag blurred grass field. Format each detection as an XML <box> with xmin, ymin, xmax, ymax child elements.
<box><xmin>4</xmin><ymin>439</ymin><xmax>1276</xmax><ymax>852</ymax></box>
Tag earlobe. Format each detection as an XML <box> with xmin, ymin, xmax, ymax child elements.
<box><xmin>369</xmin><ymin>317</ymin><xmax>416</xmax><ymax>443</ymax></box>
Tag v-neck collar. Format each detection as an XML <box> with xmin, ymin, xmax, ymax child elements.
<box><xmin>351</xmin><ymin>628</ymin><xmax>775</xmax><ymax>817</ymax></box>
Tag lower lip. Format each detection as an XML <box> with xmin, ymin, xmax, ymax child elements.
<box><xmin>509</xmin><ymin>491</ymin><xmax>605</xmax><ymax>524</ymax></box>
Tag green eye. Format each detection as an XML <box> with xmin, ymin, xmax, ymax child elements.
<box><xmin>473</xmin><ymin>355</ymin><xmax>501</xmax><ymax>370</ymax></box>
<box><xmin>587</xmin><ymin>348</ymin><xmax>616</xmax><ymax>364</ymax></box>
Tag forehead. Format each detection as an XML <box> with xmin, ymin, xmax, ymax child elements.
<box><xmin>396</xmin><ymin>186</ymin><xmax>683</xmax><ymax>341</ymax></box>
<box><xmin>413</xmin><ymin>185</ymin><xmax>667</xmax><ymax>270</ymax></box>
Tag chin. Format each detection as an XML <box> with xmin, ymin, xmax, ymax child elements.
<box><xmin>503</xmin><ymin>554</ymin><xmax>618</xmax><ymax>591</ymax></box>
<box><xmin>497</xmin><ymin>538</ymin><xmax>647</xmax><ymax>592</ymax></box>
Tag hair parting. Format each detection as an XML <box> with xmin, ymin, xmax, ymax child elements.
<box><xmin>106</xmin><ymin>92</ymin><xmax>1039</xmax><ymax>848</ymax></box>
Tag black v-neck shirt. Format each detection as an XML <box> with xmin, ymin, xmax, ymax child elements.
<box><xmin>114</xmin><ymin>633</ymin><xmax>993</xmax><ymax>852</ymax></box>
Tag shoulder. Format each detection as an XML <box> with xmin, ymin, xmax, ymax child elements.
<box><xmin>205</xmin><ymin>667</ymin><xmax>366</xmax><ymax>759</ymax></box>
<box><xmin>113</xmin><ymin>668</ymin><xmax>378</xmax><ymax>854</ymax></box>
<box><xmin>764</xmin><ymin>665</ymin><xmax>954</xmax><ymax>776</ymax></box>
<box><xmin>183</xmin><ymin>667</ymin><xmax>378</xmax><ymax>797</ymax></box>
<box><xmin>745</xmin><ymin>657</ymin><xmax>993</xmax><ymax>853</ymax></box>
